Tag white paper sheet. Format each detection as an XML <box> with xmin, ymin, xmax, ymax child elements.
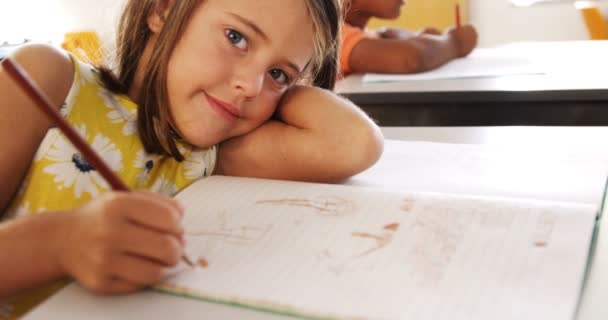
<box><xmin>363</xmin><ymin>48</ymin><xmax>547</xmax><ymax>83</ymax></box>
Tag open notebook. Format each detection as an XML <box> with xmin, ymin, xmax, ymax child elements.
<box><xmin>154</xmin><ymin>175</ymin><xmax>604</xmax><ymax>320</ymax></box>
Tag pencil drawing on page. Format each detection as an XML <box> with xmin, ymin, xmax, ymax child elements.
<box><xmin>532</xmin><ymin>212</ymin><xmax>556</xmax><ymax>248</ymax></box>
<box><xmin>186</xmin><ymin>210</ymin><xmax>272</xmax><ymax>245</ymax></box>
<box><xmin>196</xmin><ymin>257</ymin><xmax>209</xmax><ymax>268</ymax></box>
<box><xmin>256</xmin><ymin>195</ymin><xmax>355</xmax><ymax>216</ymax></box>
<box><xmin>351</xmin><ymin>222</ymin><xmax>401</xmax><ymax>258</ymax></box>
<box><xmin>406</xmin><ymin>203</ymin><xmax>478</xmax><ymax>287</ymax></box>
<box><xmin>317</xmin><ymin>222</ymin><xmax>400</xmax><ymax>275</ymax></box>
<box><xmin>400</xmin><ymin>196</ymin><xmax>416</xmax><ymax>212</ymax></box>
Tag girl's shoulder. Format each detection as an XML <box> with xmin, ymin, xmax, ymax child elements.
<box><xmin>9</xmin><ymin>43</ymin><xmax>74</xmax><ymax>111</ymax></box>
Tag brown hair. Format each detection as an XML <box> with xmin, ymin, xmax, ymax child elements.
<box><xmin>99</xmin><ymin>0</ymin><xmax>342</xmax><ymax>161</ymax></box>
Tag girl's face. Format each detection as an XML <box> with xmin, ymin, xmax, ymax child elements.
<box><xmin>352</xmin><ymin>0</ymin><xmax>407</xmax><ymax>19</ymax></box>
<box><xmin>165</xmin><ymin>0</ymin><xmax>315</xmax><ymax>147</ymax></box>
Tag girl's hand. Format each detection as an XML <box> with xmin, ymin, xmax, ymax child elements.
<box><xmin>58</xmin><ymin>191</ymin><xmax>185</xmax><ymax>294</ymax></box>
<box><xmin>447</xmin><ymin>24</ymin><xmax>478</xmax><ymax>57</ymax></box>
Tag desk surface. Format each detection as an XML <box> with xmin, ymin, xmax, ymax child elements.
<box><xmin>24</xmin><ymin>126</ymin><xmax>608</xmax><ymax>320</ymax></box>
<box><xmin>336</xmin><ymin>41</ymin><xmax>608</xmax><ymax>126</ymax></box>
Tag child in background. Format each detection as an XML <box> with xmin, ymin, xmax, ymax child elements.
<box><xmin>0</xmin><ymin>0</ymin><xmax>383</xmax><ymax>318</ymax></box>
<box><xmin>341</xmin><ymin>0</ymin><xmax>478</xmax><ymax>76</ymax></box>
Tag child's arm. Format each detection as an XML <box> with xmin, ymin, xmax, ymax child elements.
<box><xmin>0</xmin><ymin>45</ymin><xmax>73</xmax><ymax>213</ymax></box>
<box><xmin>0</xmin><ymin>45</ymin><xmax>184</xmax><ymax>297</ymax></box>
<box><xmin>0</xmin><ymin>44</ymin><xmax>70</xmax><ymax>296</ymax></box>
<box><xmin>376</xmin><ymin>26</ymin><xmax>442</xmax><ymax>39</ymax></box>
<box><xmin>215</xmin><ymin>85</ymin><xmax>384</xmax><ymax>182</ymax></box>
<box><xmin>0</xmin><ymin>192</ymin><xmax>184</xmax><ymax>297</ymax></box>
<box><xmin>349</xmin><ymin>24</ymin><xmax>478</xmax><ymax>74</ymax></box>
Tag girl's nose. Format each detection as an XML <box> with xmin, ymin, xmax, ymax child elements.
<box><xmin>232</xmin><ymin>68</ymin><xmax>265</xmax><ymax>99</ymax></box>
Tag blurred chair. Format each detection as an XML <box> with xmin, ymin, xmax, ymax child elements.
<box><xmin>575</xmin><ymin>1</ymin><xmax>608</xmax><ymax>40</ymax></box>
<box><xmin>61</xmin><ymin>31</ymin><xmax>104</xmax><ymax>66</ymax></box>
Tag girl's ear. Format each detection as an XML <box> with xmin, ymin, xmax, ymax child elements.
<box><xmin>147</xmin><ymin>0</ymin><xmax>175</xmax><ymax>33</ymax></box>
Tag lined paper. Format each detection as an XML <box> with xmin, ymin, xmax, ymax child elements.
<box><xmin>159</xmin><ymin>176</ymin><xmax>597</xmax><ymax>320</ymax></box>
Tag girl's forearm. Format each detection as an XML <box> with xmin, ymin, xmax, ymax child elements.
<box><xmin>277</xmin><ymin>85</ymin><xmax>375</xmax><ymax>132</ymax></box>
<box><xmin>217</xmin><ymin>86</ymin><xmax>383</xmax><ymax>181</ymax></box>
<box><xmin>0</xmin><ymin>212</ymin><xmax>72</xmax><ymax>297</ymax></box>
<box><xmin>277</xmin><ymin>86</ymin><xmax>384</xmax><ymax>177</ymax></box>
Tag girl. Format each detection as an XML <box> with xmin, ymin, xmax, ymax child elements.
<box><xmin>0</xmin><ymin>0</ymin><xmax>383</xmax><ymax>317</ymax></box>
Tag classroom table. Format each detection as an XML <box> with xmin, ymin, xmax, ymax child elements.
<box><xmin>23</xmin><ymin>126</ymin><xmax>608</xmax><ymax>320</ymax></box>
<box><xmin>335</xmin><ymin>41</ymin><xmax>608</xmax><ymax>126</ymax></box>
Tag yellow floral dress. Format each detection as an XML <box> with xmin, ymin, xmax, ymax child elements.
<box><xmin>0</xmin><ymin>54</ymin><xmax>217</xmax><ymax>319</ymax></box>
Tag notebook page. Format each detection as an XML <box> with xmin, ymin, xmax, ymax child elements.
<box><xmin>363</xmin><ymin>48</ymin><xmax>546</xmax><ymax>83</ymax></box>
<box><xmin>158</xmin><ymin>176</ymin><xmax>596</xmax><ymax>320</ymax></box>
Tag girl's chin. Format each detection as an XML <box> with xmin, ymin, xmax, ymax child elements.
<box><xmin>179</xmin><ymin>130</ymin><xmax>225</xmax><ymax>148</ymax></box>
<box><xmin>186</xmin><ymin>140</ymin><xmax>221</xmax><ymax>149</ymax></box>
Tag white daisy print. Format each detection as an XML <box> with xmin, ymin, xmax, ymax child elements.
<box><xmin>183</xmin><ymin>150</ymin><xmax>210</xmax><ymax>180</ymax></box>
<box><xmin>134</xmin><ymin>149</ymin><xmax>160</xmax><ymax>184</ymax></box>
<box><xmin>60</xmin><ymin>98</ymin><xmax>76</xmax><ymax>118</ymax></box>
<box><xmin>79</xmin><ymin>64</ymin><xmax>99</xmax><ymax>86</ymax></box>
<box><xmin>99</xmin><ymin>89</ymin><xmax>137</xmax><ymax>136</ymax></box>
<box><xmin>149</xmin><ymin>177</ymin><xmax>178</xmax><ymax>196</ymax></box>
<box><xmin>44</xmin><ymin>125</ymin><xmax>123</xmax><ymax>198</ymax></box>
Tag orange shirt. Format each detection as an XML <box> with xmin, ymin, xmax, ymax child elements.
<box><xmin>339</xmin><ymin>23</ymin><xmax>367</xmax><ymax>76</ymax></box>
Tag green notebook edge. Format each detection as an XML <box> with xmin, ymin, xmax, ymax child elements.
<box><xmin>573</xmin><ymin>175</ymin><xmax>608</xmax><ymax>318</ymax></box>
<box><xmin>151</xmin><ymin>286</ymin><xmax>337</xmax><ymax>320</ymax></box>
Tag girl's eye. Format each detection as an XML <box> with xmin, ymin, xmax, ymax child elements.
<box><xmin>225</xmin><ymin>29</ymin><xmax>248</xmax><ymax>50</ymax></box>
<box><xmin>269</xmin><ymin>69</ymin><xmax>290</xmax><ymax>86</ymax></box>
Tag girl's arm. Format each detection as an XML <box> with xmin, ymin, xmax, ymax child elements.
<box><xmin>0</xmin><ymin>211</ymin><xmax>78</xmax><ymax>297</ymax></box>
<box><xmin>0</xmin><ymin>44</ymin><xmax>74</xmax><ymax>296</ymax></box>
<box><xmin>348</xmin><ymin>24</ymin><xmax>478</xmax><ymax>74</ymax></box>
<box><xmin>0</xmin><ymin>44</ymin><xmax>73</xmax><ymax>213</ymax></box>
<box><xmin>216</xmin><ymin>85</ymin><xmax>384</xmax><ymax>182</ymax></box>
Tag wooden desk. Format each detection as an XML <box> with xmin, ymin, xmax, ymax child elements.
<box><xmin>336</xmin><ymin>41</ymin><xmax>608</xmax><ymax>126</ymax></box>
<box><xmin>23</xmin><ymin>126</ymin><xmax>608</xmax><ymax>320</ymax></box>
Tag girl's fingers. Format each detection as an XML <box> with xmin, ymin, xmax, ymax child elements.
<box><xmin>108</xmin><ymin>254</ymin><xmax>169</xmax><ymax>286</ymax></box>
<box><xmin>111</xmin><ymin>192</ymin><xmax>184</xmax><ymax>236</ymax></box>
<box><xmin>95</xmin><ymin>277</ymin><xmax>143</xmax><ymax>294</ymax></box>
<box><xmin>117</xmin><ymin>224</ymin><xmax>183</xmax><ymax>266</ymax></box>
<box><xmin>136</xmin><ymin>190</ymin><xmax>185</xmax><ymax>216</ymax></box>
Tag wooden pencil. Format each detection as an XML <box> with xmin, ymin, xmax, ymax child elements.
<box><xmin>455</xmin><ymin>4</ymin><xmax>461</xmax><ymax>28</ymax></box>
